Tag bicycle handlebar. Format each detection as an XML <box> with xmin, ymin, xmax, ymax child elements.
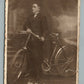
<box><xmin>19</xmin><ymin>31</ymin><xmax>60</xmax><ymax>40</ymax></box>
<box><xmin>19</xmin><ymin>31</ymin><xmax>41</xmax><ymax>40</ymax></box>
<box><xmin>19</xmin><ymin>31</ymin><xmax>60</xmax><ymax>48</ymax></box>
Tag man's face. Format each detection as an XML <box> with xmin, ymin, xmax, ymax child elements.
<box><xmin>32</xmin><ymin>4</ymin><xmax>40</xmax><ymax>14</ymax></box>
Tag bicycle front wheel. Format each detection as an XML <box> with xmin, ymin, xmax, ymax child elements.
<box><xmin>11</xmin><ymin>48</ymin><xmax>29</xmax><ymax>80</ymax></box>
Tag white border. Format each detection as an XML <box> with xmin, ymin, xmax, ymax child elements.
<box><xmin>76</xmin><ymin>0</ymin><xmax>80</xmax><ymax>84</ymax></box>
<box><xmin>4</xmin><ymin>0</ymin><xmax>8</xmax><ymax>84</ymax></box>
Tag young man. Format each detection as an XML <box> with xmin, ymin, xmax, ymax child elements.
<box><xmin>24</xmin><ymin>3</ymin><xmax>48</xmax><ymax>81</ymax></box>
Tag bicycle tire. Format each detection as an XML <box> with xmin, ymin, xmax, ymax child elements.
<box><xmin>55</xmin><ymin>45</ymin><xmax>76</xmax><ymax>77</ymax></box>
<box><xmin>11</xmin><ymin>48</ymin><xmax>28</xmax><ymax>80</ymax></box>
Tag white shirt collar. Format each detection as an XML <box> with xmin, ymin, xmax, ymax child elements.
<box><xmin>34</xmin><ymin>12</ymin><xmax>39</xmax><ymax>18</ymax></box>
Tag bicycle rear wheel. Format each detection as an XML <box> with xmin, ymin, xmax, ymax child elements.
<box><xmin>55</xmin><ymin>45</ymin><xmax>77</xmax><ymax>77</ymax></box>
<box><xmin>11</xmin><ymin>48</ymin><xmax>29</xmax><ymax>80</ymax></box>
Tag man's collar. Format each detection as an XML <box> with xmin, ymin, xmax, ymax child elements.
<box><xmin>34</xmin><ymin>12</ymin><xmax>40</xmax><ymax>18</ymax></box>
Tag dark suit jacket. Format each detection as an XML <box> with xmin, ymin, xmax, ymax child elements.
<box><xmin>24</xmin><ymin>13</ymin><xmax>48</xmax><ymax>38</ymax></box>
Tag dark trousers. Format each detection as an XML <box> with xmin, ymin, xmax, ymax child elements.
<box><xmin>26</xmin><ymin>37</ymin><xmax>43</xmax><ymax>80</ymax></box>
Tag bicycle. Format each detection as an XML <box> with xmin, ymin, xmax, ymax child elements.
<box><xmin>11</xmin><ymin>31</ymin><xmax>76</xmax><ymax>81</ymax></box>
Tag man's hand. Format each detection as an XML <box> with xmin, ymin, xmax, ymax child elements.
<box><xmin>26</xmin><ymin>28</ymin><xmax>45</xmax><ymax>41</ymax></box>
<box><xmin>23</xmin><ymin>46</ymin><xmax>27</xmax><ymax>50</ymax></box>
<box><xmin>40</xmin><ymin>36</ymin><xmax>45</xmax><ymax>42</ymax></box>
<box><xmin>27</xmin><ymin>28</ymin><xmax>32</xmax><ymax>33</ymax></box>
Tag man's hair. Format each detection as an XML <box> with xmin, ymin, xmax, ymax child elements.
<box><xmin>32</xmin><ymin>1</ymin><xmax>42</xmax><ymax>8</ymax></box>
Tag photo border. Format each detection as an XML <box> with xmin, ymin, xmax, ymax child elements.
<box><xmin>4</xmin><ymin>0</ymin><xmax>80</xmax><ymax>84</ymax></box>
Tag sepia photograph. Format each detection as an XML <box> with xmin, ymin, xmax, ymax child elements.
<box><xmin>5</xmin><ymin>0</ymin><xmax>79</xmax><ymax>84</ymax></box>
